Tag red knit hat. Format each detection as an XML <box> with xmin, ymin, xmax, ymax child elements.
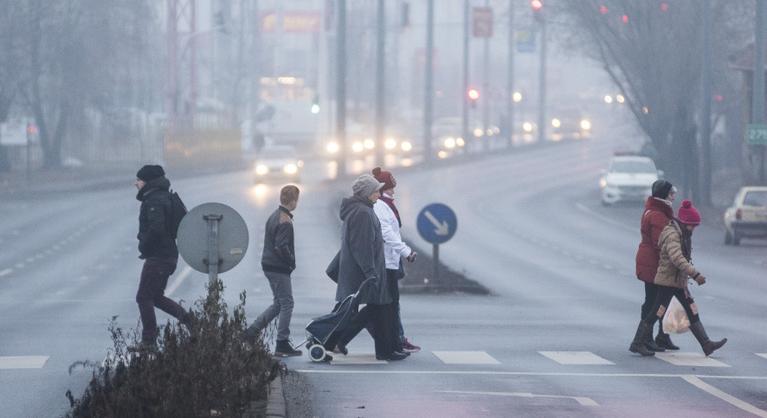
<box><xmin>678</xmin><ymin>200</ymin><xmax>701</xmax><ymax>225</ymax></box>
<box><xmin>372</xmin><ymin>167</ymin><xmax>397</xmax><ymax>190</ymax></box>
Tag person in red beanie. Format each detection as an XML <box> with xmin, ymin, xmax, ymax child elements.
<box><xmin>629</xmin><ymin>200</ymin><xmax>727</xmax><ymax>357</ymax></box>
<box><xmin>372</xmin><ymin>167</ymin><xmax>420</xmax><ymax>353</ymax></box>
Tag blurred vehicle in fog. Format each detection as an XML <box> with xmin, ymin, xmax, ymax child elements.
<box><xmin>599</xmin><ymin>155</ymin><xmax>661</xmax><ymax>206</ymax></box>
<box><xmin>321</xmin><ymin>122</ymin><xmax>414</xmax><ymax>160</ymax></box>
<box><xmin>253</xmin><ymin>145</ymin><xmax>303</xmax><ymax>184</ymax></box>
<box><xmin>724</xmin><ymin>186</ymin><xmax>767</xmax><ymax>246</ymax></box>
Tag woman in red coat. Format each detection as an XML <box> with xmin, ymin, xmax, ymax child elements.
<box><xmin>635</xmin><ymin>180</ymin><xmax>678</xmax><ymax>354</ymax></box>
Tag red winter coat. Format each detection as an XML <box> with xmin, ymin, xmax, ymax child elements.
<box><xmin>635</xmin><ymin>197</ymin><xmax>674</xmax><ymax>283</ymax></box>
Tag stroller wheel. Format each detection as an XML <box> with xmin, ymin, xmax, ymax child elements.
<box><xmin>309</xmin><ymin>344</ymin><xmax>328</xmax><ymax>362</ymax></box>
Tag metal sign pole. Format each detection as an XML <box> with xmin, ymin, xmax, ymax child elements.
<box><xmin>204</xmin><ymin>213</ymin><xmax>223</xmax><ymax>283</ymax></box>
<box><xmin>432</xmin><ymin>243</ymin><xmax>440</xmax><ymax>285</ymax></box>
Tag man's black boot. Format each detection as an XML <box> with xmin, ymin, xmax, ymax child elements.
<box><xmin>655</xmin><ymin>332</ymin><xmax>679</xmax><ymax>350</ymax></box>
<box><xmin>275</xmin><ymin>340</ymin><xmax>302</xmax><ymax>357</ymax></box>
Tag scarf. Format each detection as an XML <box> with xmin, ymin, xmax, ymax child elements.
<box><xmin>380</xmin><ymin>195</ymin><xmax>401</xmax><ymax>227</ymax></box>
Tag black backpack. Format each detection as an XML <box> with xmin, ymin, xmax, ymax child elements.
<box><xmin>167</xmin><ymin>190</ymin><xmax>188</xmax><ymax>239</ymax></box>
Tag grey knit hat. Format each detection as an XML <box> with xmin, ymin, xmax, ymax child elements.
<box><xmin>352</xmin><ymin>174</ymin><xmax>385</xmax><ymax>197</ymax></box>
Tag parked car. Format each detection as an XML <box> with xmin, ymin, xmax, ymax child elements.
<box><xmin>599</xmin><ymin>155</ymin><xmax>662</xmax><ymax>205</ymax></box>
<box><xmin>724</xmin><ymin>186</ymin><xmax>767</xmax><ymax>245</ymax></box>
<box><xmin>253</xmin><ymin>145</ymin><xmax>303</xmax><ymax>184</ymax></box>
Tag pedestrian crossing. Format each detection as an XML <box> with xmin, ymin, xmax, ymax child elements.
<box><xmin>317</xmin><ymin>350</ymin><xmax>767</xmax><ymax>368</ymax></box>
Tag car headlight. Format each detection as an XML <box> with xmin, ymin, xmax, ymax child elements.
<box><xmin>384</xmin><ymin>137</ymin><xmax>397</xmax><ymax>150</ymax></box>
<box><xmin>599</xmin><ymin>177</ymin><xmax>608</xmax><ymax>189</ymax></box>
<box><xmin>363</xmin><ymin>138</ymin><xmax>375</xmax><ymax>150</ymax></box>
<box><xmin>326</xmin><ymin>141</ymin><xmax>340</xmax><ymax>154</ymax></box>
<box><xmin>400</xmin><ymin>141</ymin><xmax>413</xmax><ymax>152</ymax></box>
<box><xmin>580</xmin><ymin>119</ymin><xmax>592</xmax><ymax>131</ymax></box>
<box><xmin>256</xmin><ymin>165</ymin><xmax>269</xmax><ymax>176</ymax></box>
<box><xmin>283</xmin><ymin>164</ymin><xmax>298</xmax><ymax>175</ymax></box>
<box><xmin>352</xmin><ymin>142</ymin><xmax>364</xmax><ymax>153</ymax></box>
<box><xmin>456</xmin><ymin>137</ymin><xmax>466</xmax><ymax>147</ymax></box>
<box><xmin>443</xmin><ymin>137</ymin><xmax>456</xmax><ymax>149</ymax></box>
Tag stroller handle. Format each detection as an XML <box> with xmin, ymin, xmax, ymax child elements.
<box><xmin>353</xmin><ymin>277</ymin><xmax>377</xmax><ymax>298</ymax></box>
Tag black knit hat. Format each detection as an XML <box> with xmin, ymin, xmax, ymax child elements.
<box><xmin>136</xmin><ymin>164</ymin><xmax>165</xmax><ymax>182</ymax></box>
<box><xmin>651</xmin><ymin>179</ymin><xmax>674</xmax><ymax>199</ymax></box>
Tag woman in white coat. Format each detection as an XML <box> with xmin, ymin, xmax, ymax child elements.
<box><xmin>372</xmin><ymin>167</ymin><xmax>421</xmax><ymax>353</ymax></box>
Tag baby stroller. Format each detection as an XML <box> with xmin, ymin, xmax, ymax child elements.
<box><xmin>300</xmin><ymin>278</ymin><xmax>374</xmax><ymax>362</ymax></box>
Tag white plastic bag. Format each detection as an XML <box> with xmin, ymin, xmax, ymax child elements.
<box><xmin>662</xmin><ymin>296</ymin><xmax>690</xmax><ymax>334</ymax></box>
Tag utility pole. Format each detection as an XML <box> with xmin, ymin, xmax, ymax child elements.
<box><xmin>423</xmin><ymin>0</ymin><xmax>435</xmax><ymax>163</ymax></box>
<box><xmin>375</xmin><ymin>0</ymin><xmax>386</xmax><ymax>167</ymax></box>
<box><xmin>506</xmin><ymin>0</ymin><xmax>515</xmax><ymax>148</ymax></box>
<box><xmin>462</xmin><ymin>0</ymin><xmax>470</xmax><ymax>153</ymax></box>
<box><xmin>700</xmin><ymin>0</ymin><xmax>712</xmax><ymax>204</ymax></box>
<box><xmin>482</xmin><ymin>0</ymin><xmax>490</xmax><ymax>151</ymax></box>
<box><xmin>754</xmin><ymin>0</ymin><xmax>766</xmax><ymax>183</ymax></box>
<box><xmin>536</xmin><ymin>13</ymin><xmax>547</xmax><ymax>144</ymax></box>
<box><xmin>336</xmin><ymin>0</ymin><xmax>347</xmax><ymax>175</ymax></box>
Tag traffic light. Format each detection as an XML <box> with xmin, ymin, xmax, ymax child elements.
<box><xmin>530</xmin><ymin>0</ymin><xmax>543</xmax><ymax>12</ymax></box>
<box><xmin>467</xmin><ymin>88</ymin><xmax>480</xmax><ymax>109</ymax></box>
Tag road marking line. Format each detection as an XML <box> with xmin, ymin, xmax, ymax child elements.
<box><xmin>0</xmin><ymin>356</ymin><xmax>49</xmax><ymax>369</ymax></box>
<box><xmin>757</xmin><ymin>353</ymin><xmax>767</xmax><ymax>360</ymax></box>
<box><xmin>166</xmin><ymin>265</ymin><xmax>194</xmax><ymax>297</ymax></box>
<box><xmin>0</xmin><ymin>268</ymin><xmax>12</xmax><ymax>277</ymax></box>
<box><xmin>295</xmin><ymin>370</ymin><xmax>767</xmax><ymax>380</ymax></box>
<box><xmin>432</xmin><ymin>351</ymin><xmax>500</xmax><ymax>365</ymax></box>
<box><xmin>575</xmin><ymin>202</ymin><xmax>635</xmax><ymax>233</ymax></box>
<box><xmin>656</xmin><ymin>352</ymin><xmax>729</xmax><ymax>368</ymax></box>
<box><xmin>539</xmin><ymin>351</ymin><xmax>615</xmax><ymax>365</ymax></box>
<box><xmin>14</xmin><ymin>263</ymin><xmax>24</xmax><ymax>269</ymax></box>
<box><xmin>331</xmin><ymin>353</ymin><xmax>387</xmax><ymax>365</ymax></box>
<box><xmin>25</xmin><ymin>257</ymin><xmax>34</xmax><ymax>263</ymax></box>
<box><xmin>682</xmin><ymin>375</ymin><xmax>767</xmax><ymax>417</ymax></box>
<box><xmin>437</xmin><ymin>390</ymin><xmax>599</xmax><ymax>407</ymax></box>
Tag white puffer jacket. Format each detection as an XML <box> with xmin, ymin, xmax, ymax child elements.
<box><xmin>373</xmin><ymin>197</ymin><xmax>412</xmax><ymax>270</ymax></box>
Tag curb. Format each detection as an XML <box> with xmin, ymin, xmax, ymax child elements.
<box><xmin>265</xmin><ymin>373</ymin><xmax>287</xmax><ymax>418</ymax></box>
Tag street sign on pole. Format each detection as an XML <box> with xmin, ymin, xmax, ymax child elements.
<box><xmin>417</xmin><ymin>203</ymin><xmax>457</xmax><ymax>286</ymax></box>
<box><xmin>746</xmin><ymin>124</ymin><xmax>767</xmax><ymax>145</ymax></box>
<box><xmin>177</xmin><ymin>202</ymin><xmax>249</xmax><ymax>283</ymax></box>
<box><xmin>473</xmin><ymin>7</ymin><xmax>493</xmax><ymax>38</ymax></box>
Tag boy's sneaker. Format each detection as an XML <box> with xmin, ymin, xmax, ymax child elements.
<box><xmin>402</xmin><ymin>338</ymin><xmax>421</xmax><ymax>353</ymax></box>
<box><xmin>275</xmin><ymin>339</ymin><xmax>302</xmax><ymax>357</ymax></box>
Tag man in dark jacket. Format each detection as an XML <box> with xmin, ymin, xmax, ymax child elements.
<box><xmin>135</xmin><ymin>164</ymin><xmax>190</xmax><ymax>348</ymax></box>
<box><xmin>245</xmin><ymin>185</ymin><xmax>302</xmax><ymax>357</ymax></box>
<box><xmin>332</xmin><ymin>174</ymin><xmax>407</xmax><ymax>361</ymax></box>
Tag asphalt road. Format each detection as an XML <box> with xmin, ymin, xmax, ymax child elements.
<box><xmin>1</xmin><ymin>130</ymin><xmax>766</xmax><ymax>417</ymax></box>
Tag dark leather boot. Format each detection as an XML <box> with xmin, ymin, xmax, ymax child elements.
<box><xmin>655</xmin><ymin>332</ymin><xmax>679</xmax><ymax>350</ymax></box>
<box><xmin>275</xmin><ymin>339</ymin><xmax>302</xmax><ymax>357</ymax></box>
<box><xmin>629</xmin><ymin>322</ymin><xmax>655</xmax><ymax>357</ymax></box>
<box><xmin>645</xmin><ymin>332</ymin><xmax>665</xmax><ymax>352</ymax></box>
<box><xmin>689</xmin><ymin>322</ymin><xmax>726</xmax><ymax>356</ymax></box>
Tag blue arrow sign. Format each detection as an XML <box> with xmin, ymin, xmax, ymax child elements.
<box><xmin>417</xmin><ymin>203</ymin><xmax>457</xmax><ymax>245</ymax></box>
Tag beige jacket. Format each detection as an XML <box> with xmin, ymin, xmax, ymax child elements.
<box><xmin>654</xmin><ymin>221</ymin><xmax>699</xmax><ymax>288</ymax></box>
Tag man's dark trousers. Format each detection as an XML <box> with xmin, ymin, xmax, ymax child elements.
<box><xmin>136</xmin><ymin>257</ymin><xmax>186</xmax><ymax>342</ymax></box>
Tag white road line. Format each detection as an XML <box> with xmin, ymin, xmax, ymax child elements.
<box><xmin>0</xmin><ymin>356</ymin><xmax>49</xmax><ymax>369</ymax></box>
<box><xmin>0</xmin><ymin>268</ymin><xmax>13</xmax><ymax>277</ymax></box>
<box><xmin>330</xmin><ymin>353</ymin><xmax>387</xmax><ymax>365</ymax></box>
<box><xmin>575</xmin><ymin>202</ymin><xmax>635</xmax><ymax>233</ymax></box>
<box><xmin>757</xmin><ymin>353</ymin><xmax>767</xmax><ymax>360</ymax></box>
<box><xmin>656</xmin><ymin>352</ymin><xmax>729</xmax><ymax>368</ymax></box>
<box><xmin>682</xmin><ymin>375</ymin><xmax>767</xmax><ymax>418</ymax></box>
<box><xmin>432</xmin><ymin>351</ymin><xmax>500</xmax><ymax>365</ymax></box>
<box><xmin>295</xmin><ymin>370</ymin><xmax>767</xmax><ymax>381</ymax></box>
<box><xmin>166</xmin><ymin>265</ymin><xmax>194</xmax><ymax>297</ymax></box>
<box><xmin>14</xmin><ymin>263</ymin><xmax>24</xmax><ymax>269</ymax></box>
<box><xmin>539</xmin><ymin>351</ymin><xmax>615</xmax><ymax>365</ymax></box>
<box><xmin>437</xmin><ymin>390</ymin><xmax>599</xmax><ymax>407</ymax></box>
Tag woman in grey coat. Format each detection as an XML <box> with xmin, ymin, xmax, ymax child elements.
<box><xmin>332</xmin><ymin>174</ymin><xmax>407</xmax><ymax>361</ymax></box>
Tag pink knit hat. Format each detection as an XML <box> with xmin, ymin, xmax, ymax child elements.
<box><xmin>678</xmin><ymin>200</ymin><xmax>701</xmax><ymax>225</ymax></box>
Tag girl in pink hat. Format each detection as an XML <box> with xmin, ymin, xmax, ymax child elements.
<box><xmin>629</xmin><ymin>200</ymin><xmax>727</xmax><ymax>357</ymax></box>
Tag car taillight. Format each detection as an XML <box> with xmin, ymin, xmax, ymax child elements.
<box><xmin>736</xmin><ymin>209</ymin><xmax>742</xmax><ymax>220</ymax></box>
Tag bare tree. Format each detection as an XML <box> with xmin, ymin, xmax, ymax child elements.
<box><xmin>557</xmin><ymin>0</ymin><xmax>751</xmax><ymax>200</ymax></box>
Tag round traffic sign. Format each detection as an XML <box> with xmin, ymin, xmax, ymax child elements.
<box><xmin>417</xmin><ymin>203</ymin><xmax>457</xmax><ymax>245</ymax></box>
<box><xmin>177</xmin><ymin>202</ymin><xmax>249</xmax><ymax>274</ymax></box>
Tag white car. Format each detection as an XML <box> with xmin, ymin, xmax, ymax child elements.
<box><xmin>724</xmin><ymin>186</ymin><xmax>767</xmax><ymax>245</ymax></box>
<box><xmin>600</xmin><ymin>156</ymin><xmax>661</xmax><ymax>205</ymax></box>
<box><xmin>253</xmin><ymin>146</ymin><xmax>303</xmax><ymax>184</ymax></box>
